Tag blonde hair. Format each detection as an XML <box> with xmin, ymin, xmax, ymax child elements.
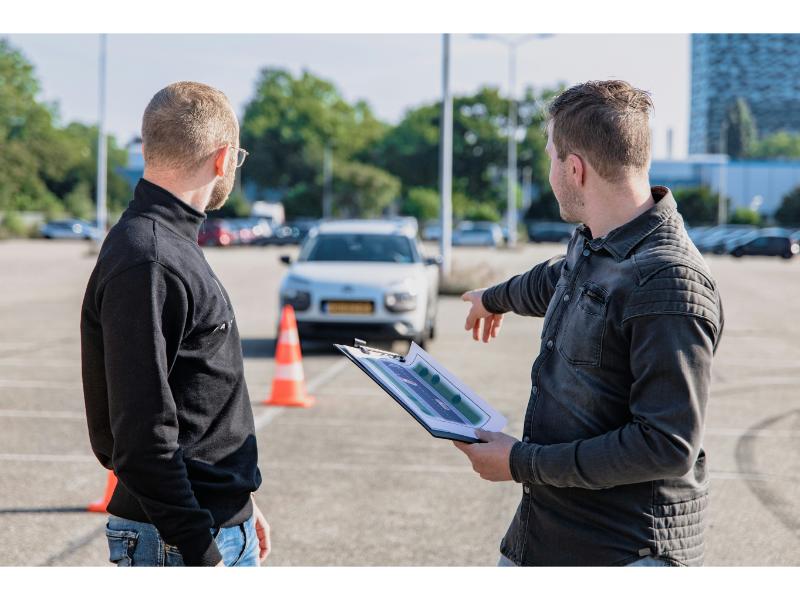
<box><xmin>141</xmin><ymin>81</ymin><xmax>238</xmax><ymax>170</ymax></box>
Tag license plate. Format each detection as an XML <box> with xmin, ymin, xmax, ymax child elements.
<box><xmin>325</xmin><ymin>301</ymin><xmax>374</xmax><ymax>315</ymax></box>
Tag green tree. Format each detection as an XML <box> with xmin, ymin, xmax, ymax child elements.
<box><xmin>728</xmin><ymin>207</ymin><xmax>762</xmax><ymax>225</ymax></box>
<box><xmin>748</xmin><ymin>131</ymin><xmax>800</xmax><ymax>159</ymax></box>
<box><xmin>774</xmin><ymin>186</ymin><xmax>800</xmax><ymax>226</ymax></box>
<box><xmin>331</xmin><ymin>161</ymin><xmax>401</xmax><ymax>218</ymax></box>
<box><xmin>401</xmin><ymin>187</ymin><xmax>440</xmax><ymax>222</ymax></box>
<box><xmin>523</xmin><ymin>189</ymin><xmax>561</xmax><ymax>221</ymax></box>
<box><xmin>63</xmin><ymin>182</ymin><xmax>94</xmax><ymax>220</ymax></box>
<box><xmin>240</xmin><ymin>68</ymin><xmax>392</xmax><ymax>218</ymax></box>
<box><xmin>0</xmin><ymin>39</ymin><xmax>63</xmax><ymax>213</ymax></box>
<box><xmin>0</xmin><ymin>39</ymin><xmax>131</xmax><ymax>218</ymax></box>
<box><xmin>0</xmin><ymin>210</ymin><xmax>29</xmax><ymax>238</ymax></box>
<box><xmin>720</xmin><ymin>98</ymin><xmax>757</xmax><ymax>158</ymax></box>
<box><xmin>370</xmin><ymin>85</ymin><xmax>560</xmax><ymax>220</ymax></box>
<box><xmin>673</xmin><ymin>186</ymin><xmax>726</xmax><ymax>226</ymax></box>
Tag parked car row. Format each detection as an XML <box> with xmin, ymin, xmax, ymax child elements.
<box><xmin>198</xmin><ymin>218</ymin><xmax>321</xmax><ymax>247</ymax></box>
<box><xmin>421</xmin><ymin>219</ymin><xmax>575</xmax><ymax>246</ymax></box>
<box><xmin>688</xmin><ymin>225</ymin><xmax>800</xmax><ymax>259</ymax></box>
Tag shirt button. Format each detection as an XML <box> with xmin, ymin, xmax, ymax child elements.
<box><xmin>523</xmin><ymin>436</ymin><xmax>530</xmax><ymax>442</ymax></box>
<box><xmin>582</xmin><ymin>249</ymin><xmax>591</xmax><ymax>257</ymax></box>
<box><xmin>546</xmin><ymin>339</ymin><xmax>554</xmax><ymax>350</ymax></box>
<box><xmin>563</xmin><ymin>294</ymin><xmax>570</xmax><ymax>302</ymax></box>
<box><xmin>523</xmin><ymin>485</ymin><xmax>531</xmax><ymax>494</ymax></box>
<box><xmin>532</xmin><ymin>385</ymin><xmax>538</xmax><ymax>396</ymax></box>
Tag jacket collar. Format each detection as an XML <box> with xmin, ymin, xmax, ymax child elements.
<box><xmin>577</xmin><ymin>186</ymin><xmax>677</xmax><ymax>261</ymax></box>
<box><xmin>128</xmin><ymin>178</ymin><xmax>206</xmax><ymax>242</ymax></box>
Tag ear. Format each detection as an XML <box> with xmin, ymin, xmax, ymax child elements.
<box><xmin>213</xmin><ymin>146</ymin><xmax>230</xmax><ymax>177</ymax></box>
<box><xmin>567</xmin><ymin>153</ymin><xmax>585</xmax><ymax>187</ymax></box>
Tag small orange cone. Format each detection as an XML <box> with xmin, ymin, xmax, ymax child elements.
<box><xmin>264</xmin><ymin>305</ymin><xmax>315</xmax><ymax>408</ymax></box>
<box><xmin>87</xmin><ymin>471</ymin><xmax>117</xmax><ymax>513</ymax></box>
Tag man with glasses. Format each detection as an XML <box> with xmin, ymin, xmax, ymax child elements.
<box><xmin>81</xmin><ymin>82</ymin><xmax>268</xmax><ymax>566</ymax></box>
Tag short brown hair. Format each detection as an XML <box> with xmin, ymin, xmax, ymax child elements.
<box><xmin>141</xmin><ymin>81</ymin><xmax>238</xmax><ymax>170</ymax></box>
<box><xmin>547</xmin><ymin>80</ymin><xmax>653</xmax><ymax>182</ymax></box>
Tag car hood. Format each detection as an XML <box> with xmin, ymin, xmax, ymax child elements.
<box><xmin>288</xmin><ymin>262</ymin><xmax>425</xmax><ymax>287</ymax></box>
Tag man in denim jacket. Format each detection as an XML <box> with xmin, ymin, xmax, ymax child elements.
<box><xmin>456</xmin><ymin>80</ymin><xmax>724</xmax><ymax>566</ymax></box>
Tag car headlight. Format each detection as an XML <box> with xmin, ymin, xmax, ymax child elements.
<box><xmin>385</xmin><ymin>290</ymin><xmax>418</xmax><ymax>312</ymax></box>
<box><xmin>281</xmin><ymin>289</ymin><xmax>311</xmax><ymax>311</ymax></box>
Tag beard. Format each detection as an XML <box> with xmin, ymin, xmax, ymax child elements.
<box><xmin>554</xmin><ymin>168</ymin><xmax>584</xmax><ymax>224</ymax></box>
<box><xmin>206</xmin><ymin>156</ymin><xmax>237</xmax><ymax>211</ymax></box>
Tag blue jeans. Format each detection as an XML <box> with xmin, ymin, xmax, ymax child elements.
<box><xmin>497</xmin><ymin>554</ymin><xmax>672</xmax><ymax>566</ymax></box>
<box><xmin>106</xmin><ymin>513</ymin><xmax>260</xmax><ymax>567</ymax></box>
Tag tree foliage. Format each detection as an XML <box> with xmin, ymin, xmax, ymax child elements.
<box><xmin>748</xmin><ymin>131</ymin><xmax>800</xmax><ymax>159</ymax></box>
<box><xmin>0</xmin><ymin>39</ymin><xmax>131</xmax><ymax>224</ymax></box>
<box><xmin>728</xmin><ymin>207</ymin><xmax>762</xmax><ymax>226</ymax></box>
<box><xmin>240</xmin><ymin>68</ymin><xmax>395</xmax><ymax>218</ymax></box>
<box><xmin>720</xmin><ymin>98</ymin><xmax>757</xmax><ymax>158</ymax></box>
<box><xmin>673</xmin><ymin>186</ymin><xmax>726</xmax><ymax>226</ymax></box>
<box><xmin>370</xmin><ymin>85</ymin><xmax>559</xmax><ymax>220</ymax></box>
<box><xmin>774</xmin><ymin>185</ymin><xmax>800</xmax><ymax>226</ymax></box>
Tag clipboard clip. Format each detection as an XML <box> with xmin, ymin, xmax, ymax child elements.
<box><xmin>353</xmin><ymin>338</ymin><xmax>405</xmax><ymax>362</ymax></box>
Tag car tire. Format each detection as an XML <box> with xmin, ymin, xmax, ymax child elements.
<box><xmin>782</xmin><ymin>252</ymin><xmax>793</xmax><ymax>260</ymax></box>
<box><xmin>732</xmin><ymin>249</ymin><xmax>744</xmax><ymax>258</ymax></box>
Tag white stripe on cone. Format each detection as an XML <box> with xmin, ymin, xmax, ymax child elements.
<box><xmin>274</xmin><ymin>362</ymin><xmax>305</xmax><ymax>381</ymax></box>
<box><xmin>278</xmin><ymin>329</ymin><xmax>300</xmax><ymax>346</ymax></box>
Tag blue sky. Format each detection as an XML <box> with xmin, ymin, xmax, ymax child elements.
<box><xmin>5</xmin><ymin>33</ymin><xmax>690</xmax><ymax>158</ymax></box>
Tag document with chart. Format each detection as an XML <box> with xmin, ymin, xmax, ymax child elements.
<box><xmin>335</xmin><ymin>340</ymin><xmax>507</xmax><ymax>443</ymax></box>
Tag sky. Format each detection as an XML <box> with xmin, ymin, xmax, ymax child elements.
<box><xmin>4</xmin><ymin>33</ymin><xmax>690</xmax><ymax>159</ymax></box>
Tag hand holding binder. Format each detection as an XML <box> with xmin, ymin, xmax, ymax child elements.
<box><xmin>335</xmin><ymin>339</ymin><xmax>507</xmax><ymax>443</ymax></box>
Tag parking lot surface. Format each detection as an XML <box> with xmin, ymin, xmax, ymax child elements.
<box><xmin>0</xmin><ymin>239</ymin><xmax>797</xmax><ymax>566</ymax></box>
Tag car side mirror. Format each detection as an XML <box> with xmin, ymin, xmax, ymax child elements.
<box><xmin>424</xmin><ymin>255</ymin><xmax>443</xmax><ymax>266</ymax></box>
<box><xmin>280</xmin><ymin>255</ymin><xmax>293</xmax><ymax>265</ymax></box>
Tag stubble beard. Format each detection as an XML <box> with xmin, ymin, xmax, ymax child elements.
<box><xmin>555</xmin><ymin>171</ymin><xmax>584</xmax><ymax>224</ymax></box>
<box><xmin>206</xmin><ymin>158</ymin><xmax>237</xmax><ymax>211</ymax></box>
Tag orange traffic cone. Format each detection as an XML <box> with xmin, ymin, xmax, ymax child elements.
<box><xmin>264</xmin><ymin>305</ymin><xmax>315</xmax><ymax>408</ymax></box>
<box><xmin>87</xmin><ymin>471</ymin><xmax>117</xmax><ymax>513</ymax></box>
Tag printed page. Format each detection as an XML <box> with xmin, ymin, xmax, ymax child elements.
<box><xmin>338</xmin><ymin>342</ymin><xmax>506</xmax><ymax>440</ymax></box>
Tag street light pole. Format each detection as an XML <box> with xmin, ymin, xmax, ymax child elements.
<box><xmin>471</xmin><ymin>34</ymin><xmax>553</xmax><ymax>249</ymax></box>
<box><xmin>95</xmin><ymin>33</ymin><xmax>108</xmax><ymax>243</ymax></box>
<box><xmin>507</xmin><ymin>43</ymin><xmax>518</xmax><ymax>247</ymax></box>
<box><xmin>439</xmin><ymin>33</ymin><xmax>453</xmax><ymax>278</ymax></box>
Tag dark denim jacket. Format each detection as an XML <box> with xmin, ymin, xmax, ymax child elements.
<box><xmin>482</xmin><ymin>187</ymin><xmax>724</xmax><ymax>566</ymax></box>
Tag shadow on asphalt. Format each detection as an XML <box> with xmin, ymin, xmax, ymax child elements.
<box><xmin>0</xmin><ymin>506</ymin><xmax>87</xmax><ymax>514</ymax></box>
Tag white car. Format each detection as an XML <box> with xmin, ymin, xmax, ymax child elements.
<box><xmin>278</xmin><ymin>220</ymin><xmax>441</xmax><ymax>347</ymax></box>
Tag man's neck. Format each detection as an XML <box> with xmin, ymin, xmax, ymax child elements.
<box><xmin>142</xmin><ymin>169</ymin><xmax>211</xmax><ymax>214</ymax></box>
<box><xmin>582</xmin><ymin>180</ymin><xmax>655</xmax><ymax>239</ymax></box>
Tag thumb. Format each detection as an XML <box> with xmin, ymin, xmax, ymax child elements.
<box><xmin>475</xmin><ymin>429</ymin><xmax>499</xmax><ymax>442</ymax></box>
<box><xmin>461</xmin><ymin>291</ymin><xmax>473</xmax><ymax>303</ymax></box>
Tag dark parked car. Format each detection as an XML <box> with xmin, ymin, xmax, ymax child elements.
<box><xmin>526</xmin><ymin>221</ymin><xmax>575</xmax><ymax>243</ymax></box>
<box><xmin>730</xmin><ymin>233</ymin><xmax>800</xmax><ymax>259</ymax></box>
<box><xmin>198</xmin><ymin>219</ymin><xmax>236</xmax><ymax>247</ymax></box>
<box><xmin>259</xmin><ymin>219</ymin><xmax>318</xmax><ymax>246</ymax></box>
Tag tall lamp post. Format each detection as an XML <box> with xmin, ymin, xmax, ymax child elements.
<box><xmin>471</xmin><ymin>34</ymin><xmax>552</xmax><ymax>248</ymax></box>
<box><xmin>96</xmin><ymin>33</ymin><xmax>108</xmax><ymax>244</ymax></box>
<box><xmin>439</xmin><ymin>34</ymin><xmax>453</xmax><ymax>278</ymax></box>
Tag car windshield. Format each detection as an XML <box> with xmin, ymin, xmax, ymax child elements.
<box><xmin>300</xmin><ymin>233</ymin><xmax>417</xmax><ymax>263</ymax></box>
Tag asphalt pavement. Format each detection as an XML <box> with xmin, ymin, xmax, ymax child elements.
<box><xmin>0</xmin><ymin>239</ymin><xmax>797</xmax><ymax>566</ymax></box>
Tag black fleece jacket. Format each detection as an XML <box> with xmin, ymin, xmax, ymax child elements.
<box><xmin>80</xmin><ymin>179</ymin><xmax>261</xmax><ymax>566</ymax></box>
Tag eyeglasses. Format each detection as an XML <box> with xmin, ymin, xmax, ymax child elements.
<box><xmin>229</xmin><ymin>146</ymin><xmax>249</xmax><ymax>168</ymax></box>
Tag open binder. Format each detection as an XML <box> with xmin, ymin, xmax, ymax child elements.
<box><xmin>335</xmin><ymin>339</ymin><xmax>507</xmax><ymax>443</ymax></box>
